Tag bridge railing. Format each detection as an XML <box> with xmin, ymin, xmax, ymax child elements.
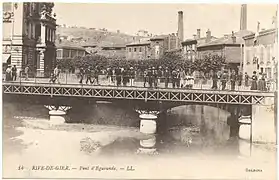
<box><xmin>3</xmin><ymin>72</ymin><xmax>276</xmax><ymax>92</ymax></box>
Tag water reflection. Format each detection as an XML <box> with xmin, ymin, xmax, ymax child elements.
<box><xmin>3</xmin><ymin>102</ymin><xmax>248</xmax><ymax>158</ymax></box>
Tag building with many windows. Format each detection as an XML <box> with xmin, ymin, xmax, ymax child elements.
<box><xmin>126</xmin><ymin>34</ymin><xmax>180</xmax><ymax>60</ymax></box>
<box><xmin>2</xmin><ymin>2</ymin><xmax>57</xmax><ymax>76</ymax></box>
<box><xmin>125</xmin><ymin>11</ymin><xmax>184</xmax><ymax>60</ymax></box>
<box><xmin>182</xmin><ymin>29</ymin><xmax>217</xmax><ymax>61</ymax></box>
<box><xmin>56</xmin><ymin>45</ymin><xmax>88</xmax><ymax>60</ymax></box>
<box><xmin>243</xmin><ymin>28</ymin><xmax>278</xmax><ymax>81</ymax></box>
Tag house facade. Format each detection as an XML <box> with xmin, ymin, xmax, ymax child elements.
<box><xmin>56</xmin><ymin>45</ymin><xmax>88</xmax><ymax>60</ymax></box>
<box><xmin>243</xmin><ymin>28</ymin><xmax>278</xmax><ymax>81</ymax></box>
<box><xmin>182</xmin><ymin>29</ymin><xmax>217</xmax><ymax>61</ymax></box>
<box><xmin>126</xmin><ymin>34</ymin><xmax>179</xmax><ymax>60</ymax></box>
<box><xmin>2</xmin><ymin>2</ymin><xmax>57</xmax><ymax>76</ymax></box>
<box><xmin>197</xmin><ymin>30</ymin><xmax>253</xmax><ymax>72</ymax></box>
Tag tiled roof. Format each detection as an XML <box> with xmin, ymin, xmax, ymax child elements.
<box><xmin>198</xmin><ymin>30</ymin><xmax>254</xmax><ymax>48</ymax></box>
<box><xmin>56</xmin><ymin>41</ymin><xmax>85</xmax><ymax>50</ymax></box>
<box><xmin>243</xmin><ymin>28</ymin><xmax>277</xmax><ymax>39</ymax></box>
<box><xmin>150</xmin><ymin>35</ymin><xmax>169</xmax><ymax>40</ymax></box>
<box><xmin>126</xmin><ymin>40</ymin><xmax>151</xmax><ymax>46</ymax></box>
<box><xmin>102</xmin><ymin>44</ymin><xmax>126</xmax><ymax>48</ymax></box>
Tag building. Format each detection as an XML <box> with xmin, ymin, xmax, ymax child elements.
<box><xmin>2</xmin><ymin>2</ymin><xmax>57</xmax><ymax>76</ymax></box>
<box><xmin>197</xmin><ymin>30</ymin><xmax>253</xmax><ymax>70</ymax></box>
<box><xmin>97</xmin><ymin>44</ymin><xmax>126</xmax><ymax>58</ymax></box>
<box><xmin>126</xmin><ymin>34</ymin><xmax>180</xmax><ymax>60</ymax></box>
<box><xmin>81</xmin><ymin>42</ymin><xmax>98</xmax><ymax>54</ymax></box>
<box><xmin>196</xmin><ymin>4</ymin><xmax>252</xmax><ymax>72</ymax></box>
<box><xmin>56</xmin><ymin>43</ymin><xmax>88</xmax><ymax>60</ymax></box>
<box><xmin>136</xmin><ymin>30</ymin><xmax>149</xmax><ymax>37</ymax></box>
<box><xmin>126</xmin><ymin>11</ymin><xmax>184</xmax><ymax>60</ymax></box>
<box><xmin>126</xmin><ymin>40</ymin><xmax>151</xmax><ymax>60</ymax></box>
<box><xmin>243</xmin><ymin>28</ymin><xmax>278</xmax><ymax>81</ymax></box>
<box><xmin>182</xmin><ymin>29</ymin><xmax>217</xmax><ymax>61</ymax></box>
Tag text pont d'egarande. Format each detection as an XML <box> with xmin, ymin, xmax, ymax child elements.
<box><xmin>31</xmin><ymin>165</ymin><xmax>135</xmax><ymax>172</ymax></box>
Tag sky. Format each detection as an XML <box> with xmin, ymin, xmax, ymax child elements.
<box><xmin>53</xmin><ymin>3</ymin><xmax>278</xmax><ymax>39</ymax></box>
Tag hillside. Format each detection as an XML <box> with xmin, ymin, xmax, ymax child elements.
<box><xmin>56</xmin><ymin>26</ymin><xmax>142</xmax><ymax>47</ymax></box>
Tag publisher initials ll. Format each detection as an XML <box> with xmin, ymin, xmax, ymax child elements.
<box><xmin>127</xmin><ymin>166</ymin><xmax>135</xmax><ymax>171</ymax></box>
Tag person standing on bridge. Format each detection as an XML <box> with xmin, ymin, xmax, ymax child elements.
<box><xmin>211</xmin><ymin>71</ymin><xmax>218</xmax><ymax>90</ymax></box>
<box><xmin>5</xmin><ymin>65</ymin><xmax>12</xmax><ymax>81</ymax></box>
<box><xmin>143</xmin><ymin>68</ymin><xmax>148</xmax><ymax>87</ymax></box>
<box><xmin>129</xmin><ymin>67</ymin><xmax>136</xmax><ymax>86</ymax></box>
<box><xmin>171</xmin><ymin>69</ymin><xmax>178</xmax><ymax>88</ymax></box>
<box><xmin>54</xmin><ymin>66</ymin><xmax>60</xmax><ymax>83</ymax></box>
<box><xmin>79</xmin><ymin>67</ymin><xmax>85</xmax><ymax>84</ymax></box>
<box><xmin>164</xmin><ymin>67</ymin><xmax>170</xmax><ymax>88</ymax></box>
<box><xmin>85</xmin><ymin>66</ymin><xmax>92</xmax><ymax>85</ymax></box>
<box><xmin>147</xmin><ymin>67</ymin><xmax>153</xmax><ymax>88</ymax></box>
<box><xmin>107</xmin><ymin>67</ymin><xmax>113</xmax><ymax>85</ymax></box>
<box><xmin>157</xmin><ymin>66</ymin><xmax>163</xmax><ymax>86</ymax></box>
<box><xmin>115</xmin><ymin>66</ymin><xmax>122</xmax><ymax>86</ymax></box>
<box><xmin>244</xmin><ymin>72</ymin><xmax>249</xmax><ymax>87</ymax></box>
<box><xmin>230</xmin><ymin>70</ymin><xmax>237</xmax><ymax>91</ymax></box>
<box><xmin>122</xmin><ymin>68</ymin><xmax>129</xmax><ymax>86</ymax></box>
<box><xmin>94</xmin><ymin>67</ymin><xmax>100</xmax><ymax>85</ymax></box>
<box><xmin>250</xmin><ymin>71</ymin><xmax>258</xmax><ymax>90</ymax></box>
<box><xmin>179</xmin><ymin>68</ymin><xmax>186</xmax><ymax>88</ymax></box>
<box><xmin>221</xmin><ymin>70</ymin><xmax>228</xmax><ymax>90</ymax></box>
<box><xmin>152</xmin><ymin>67</ymin><xmax>158</xmax><ymax>88</ymax></box>
<box><xmin>11</xmin><ymin>65</ymin><xmax>17</xmax><ymax>81</ymax></box>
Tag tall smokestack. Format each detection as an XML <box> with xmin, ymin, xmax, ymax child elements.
<box><xmin>197</xmin><ymin>29</ymin><xmax>201</xmax><ymax>39</ymax></box>
<box><xmin>177</xmin><ymin>11</ymin><xmax>184</xmax><ymax>48</ymax></box>
<box><xmin>240</xmin><ymin>4</ymin><xmax>247</xmax><ymax>30</ymax></box>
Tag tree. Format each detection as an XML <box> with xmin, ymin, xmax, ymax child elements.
<box><xmin>193</xmin><ymin>53</ymin><xmax>226</xmax><ymax>77</ymax></box>
<box><xmin>159</xmin><ymin>51</ymin><xmax>184</xmax><ymax>70</ymax></box>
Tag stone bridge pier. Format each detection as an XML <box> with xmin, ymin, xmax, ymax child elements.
<box><xmin>250</xmin><ymin>97</ymin><xmax>276</xmax><ymax>143</ymax></box>
<box><xmin>136</xmin><ymin>110</ymin><xmax>160</xmax><ymax>155</ymax></box>
<box><xmin>44</xmin><ymin>105</ymin><xmax>72</xmax><ymax>124</ymax></box>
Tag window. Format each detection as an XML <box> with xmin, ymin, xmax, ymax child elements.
<box><xmin>267</xmin><ymin>45</ymin><xmax>271</xmax><ymax>62</ymax></box>
<box><xmin>63</xmin><ymin>49</ymin><xmax>70</xmax><ymax>58</ymax></box>
<box><xmin>27</xmin><ymin>22</ymin><xmax>31</xmax><ymax>38</ymax></box>
<box><xmin>37</xmin><ymin>53</ymin><xmax>40</xmax><ymax>69</ymax></box>
<box><xmin>139</xmin><ymin>47</ymin><xmax>142</xmax><ymax>52</ymax></box>
<box><xmin>32</xmin><ymin>23</ymin><xmax>35</xmax><ymax>39</ymax></box>
<box><xmin>265</xmin><ymin>67</ymin><xmax>272</xmax><ymax>79</ymax></box>
<box><xmin>246</xmin><ymin>49</ymin><xmax>250</xmax><ymax>64</ymax></box>
<box><xmin>129</xmin><ymin>48</ymin><xmax>131</xmax><ymax>52</ymax></box>
<box><xmin>134</xmin><ymin>48</ymin><xmax>137</xmax><ymax>52</ymax></box>
<box><xmin>57</xmin><ymin>49</ymin><xmax>62</xmax><ymax>58</ymax></box>
<box><xmin>260</xmin><ymin>46</ymin><xmax>264</xmax><ymax>63</ymax></box>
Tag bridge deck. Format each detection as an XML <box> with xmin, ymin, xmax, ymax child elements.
<box><xmin>2</xmin><ymin>82</ymin><xmax>275</xmax><ymax>105</ymax></box>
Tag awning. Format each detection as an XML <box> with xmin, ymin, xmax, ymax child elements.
<box><xmin>2</xmin><ymin>54</ymin><xmax>11</xmax><ymax>63</ymax></box>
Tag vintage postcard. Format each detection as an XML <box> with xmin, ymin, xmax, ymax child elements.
<box><xmin>2</xmin><ymin>2</ymin><xmax>278</xmax><ymax>180</ymax></box>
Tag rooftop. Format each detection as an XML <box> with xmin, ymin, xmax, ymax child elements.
<box><xmin>56</xmin><ymin>41</ymin><xmax>86</xmax><ymax>50</ymax></box>
<box><xmin>243</xmin><ymin>28</ymin><xmax>277</xmax><ymax>39</ymax></box>
<box><xmin>198</xmin><ymin>30</ymin><xmax>254</xmax><ymax>48</ymax></box>
<box><xmin>126</xmin><ymin>40</ymin><xmax>151</xmax><ymax>46</ymax></box>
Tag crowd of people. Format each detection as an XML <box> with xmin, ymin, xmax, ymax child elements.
<box><xmin>4</xmin><ymin>64</ymin><xmax>272</xmax><ymax>92</ymax></box>
<box><xmin>5</xmin><ymin>65</ymin><xmax>30</xmax><ymax>81</ymax></box>
<box><xmin>76</xmin><ymin>66</ymin><xmax>195</xmax><ymax>89</ymax></box>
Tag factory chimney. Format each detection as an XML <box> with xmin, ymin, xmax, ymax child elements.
<box><xmin>177</xmin><ymin>11</ymin><xmax>184</xmax><ymax>49</ymax></box>
<box><xmin>197</xmin><ymin>29</ymin><xmax>201</xmax><ymax>39</ymax></box>
<box><xmin>240</xmin><ymin>4</ymin><xmax>247</xmax><ymax>30</ymax></box>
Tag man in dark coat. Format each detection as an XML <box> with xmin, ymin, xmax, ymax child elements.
<box><xmin>221</xmin><ymin>70</ymin><xmax>228</xmax><ymax>90</ymax></box>
<box><xmin>230</xmin><ymin>70</ymin><xmax>237</xmax><ymax>91</ymax></box>
<box><xmin>164</xmin><ymin>67</ymin><xmax>170</xmax><ymax>88</ymax></box>
<box><xmin>11</xmin><ymin>65</ymin><xmax>17</xmax><ymax>81</ymax></box>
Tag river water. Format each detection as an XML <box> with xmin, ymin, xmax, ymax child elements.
<box><xmin>2</xmin><ymin>101</ymin><xmax>276</xmax><ymax>179</ymax></box>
